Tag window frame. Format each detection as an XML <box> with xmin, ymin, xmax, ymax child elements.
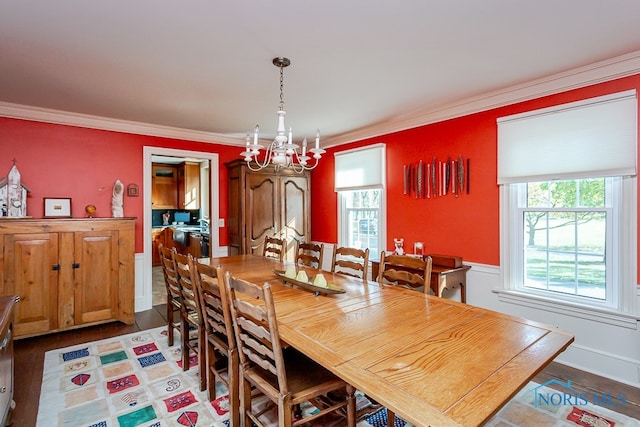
<box><xmin>499</xmin><ymin>175</ymin><xmax>638</xmax><ymax>325</ymax></box>
<box><xmin>513</xmin><ymin>178</ymin><xmax>616</xmax><ymax>307</ymax></box>
<box><xmin>337</xmin><ymin>188</ymin><xmax>386</xmax><ymax>262</ymax></box>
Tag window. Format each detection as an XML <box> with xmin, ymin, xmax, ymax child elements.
<box><xmin>502</xmin><ymin>176</ymin><xmax>636</xmax><ymax>318</ymax></box>
<box><xmin>515</xmin><ymin>178</ymin><xmax>615</xmax><ymax>305</ymax></box>
<box><xmin>335</xmin><ymin>144</ymin><xmax>386</xmax><ymax>261</ymax></box>
<box><xmin>339</xmin><ymin>189</ymin><xmax>383</xmax><ymax>258</ymax></box>
<box><xmin>498</xmin><ymin>90</ymin><xmax>637</xmax><ymax>318</ymax></box>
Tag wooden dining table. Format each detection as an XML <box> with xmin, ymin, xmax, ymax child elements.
<box><xmin>205</xmin><ymin>254</ymin><xmax>574</xmax><ymax>426</ymax></box>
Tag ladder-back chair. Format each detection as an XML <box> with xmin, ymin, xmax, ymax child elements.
<box><xmin>377</xmin><ymin>252</ymin><xmax>432</xmax><ymax>424</ymax></box>
<box><xmin>262</xmin><ymin>235</ymin><xmax>285</xmax><ymax>261</ymax></box>
<box><xmin>331</xmin><ymin>246</ymin><xmax>370</xmax><ymax>281</ymax></box>
<box><xmin>158</xmin><ymin>244</ymin><xmax>181</xmax><ymax>346</ymax></box>
<box><xmin>174</xmin><ymin>252</ymin><xmax>206</xmax><ymax>391</ymax></box>
<box><xmin>295</xmin><ymin>241</ymin><xmax>324</xmax><ymax>269</ymax></box>
<box><xmin>224</xmin><ymin>271</ymin><xmax>356</xmax><ymax>427</ymax></box>
<box><xmin>193</xmin><ymin>261</ymin><xmax>239</xmax><ymax>426</ymax></box>
<box><xmin>377</xmin><ymin>253</ymin><xmax>432</xmax><ymax>292</ymax></box>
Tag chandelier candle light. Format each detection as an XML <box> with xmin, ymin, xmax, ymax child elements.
<box><xmin>240</xmin><ymin>57</ymin><xmax>324</xmax><ymax>172</ymax></box>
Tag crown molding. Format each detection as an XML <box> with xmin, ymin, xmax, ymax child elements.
<box><xmin>2</xmin><ymin>50</ymin><xmax>640</xmax><ymax>149</ymax></box>
<box><xmin>323</xmin><ymin>50</ymin><xmax>640</xmax><ymax>148</ymax></box>
<box><xmin>0</xmin><ymin>102</ymin><xmax>242</xmax><ymax>146</ymax></box>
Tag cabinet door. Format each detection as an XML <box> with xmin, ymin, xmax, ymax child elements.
<box><xmin>152</xmin><ymin>164</ymin><xmax>178</xmax><ymax>209</ymax></box>
<box><xmin>246</xmin><ymin>173</ymin><xmax>279</xmax><ymax>255</ymax></box>
<box><xmin>178</xmin><ymin>162</ymin><xmax>200</xmax><ymax>209</ymax></box>
<box><xmin>73</xmin><ymin>230</ymin><xmax>119</xmax><ymax>325</ymax></box>
<box><xmin>281</xmin><ymin>175</ymin><xmax>310</xmax><ymax>260</ymax></box>
<box><xmin>3</xmin><ymin>233</ymin><xmax>58</xmax><ymax>336</ymax></box>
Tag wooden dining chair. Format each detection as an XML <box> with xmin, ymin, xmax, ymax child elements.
<box><xmin>193</xmin><ymin>261</ymin><xmax>239</xmax><ymax>427</ymax></box>
<box><xmin>157</xmin><ymin>244</ymin><xmax>181</xmax><ymax>346</ymax></box>
<box><xmin>331</xmin><ymin>246</ymin><xmax>370</xmax><ymax>280</ymax></box>
<box><xmin>377</xmin><ymin>252</ymin><xmax>432</xmax><ymax>425</ymax></box>
<box><xmin>295</xmin><ymin>241</ymin><xmax>324</xmax><ymax>269</ymax></box>
<box><xmin>377</xmin><ymin>252</ymin><xmax>433</xmax><ymax>292</ymax></box>
<box><xmin>174</xmin><ymin>252</ymin><xmax>206</xmax><ymax>391</ymax></box>
<box><xmin>262</xmin><ymin>235</ymin><xmax>285</xmax><ymax>261</ymax></box>
<box><xmin>223</xmin><ymin>271</ymin><xmax>356</xmax><ymax>427</ymax></box>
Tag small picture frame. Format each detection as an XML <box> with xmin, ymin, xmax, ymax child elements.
<box><xmin>44</xmin><ymin>197</ymin><xmax>72</xmax><ymax>218</ymax></box>
<box><xmin>127</xmin><ymin>183</ymin><xmax>139</xmax><ymax>197</ymax></box>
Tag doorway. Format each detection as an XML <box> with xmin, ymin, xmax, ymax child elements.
<box><xmin>141</xmin><ymin>147</ymin><xmax>219</xmax><ymax>311</ymax></box>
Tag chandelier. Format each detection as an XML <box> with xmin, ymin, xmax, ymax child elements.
<box><xmin>240</xmin><ymin>57</ymin><xmax>324</xmax><ymax>172</ymax></box>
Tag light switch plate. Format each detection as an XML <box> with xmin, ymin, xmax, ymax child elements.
<box><xmin>218</xmin><ymin>218</ymin><xmax>225</xmax><ymax>227</ymax></box>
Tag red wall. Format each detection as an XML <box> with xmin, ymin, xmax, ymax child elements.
<box><xmin>0</xmin><ymin>118</ymin><xmax>240</xmax><ymax>253</ymax></box>
<box><xmin>311</xmin><ymin>74</ymin><xmax>640</xmax><ymax>267</ymax></box>
<box><xmin>2</xmin><ymin>73</ymin><xmax>639</xmax><ymax>268</ymax></box>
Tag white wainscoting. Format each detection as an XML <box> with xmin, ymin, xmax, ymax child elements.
<box><xmin>465</xmin><ymin>262</ymin><xmax>640</xmax><ymax>388</ymax></box>
<box><xmin>134</xmin><ymin>253</ymin><xmax>149</xmax><ymax>313</ymax></box>
<box><xmin>213</xmin><ymin>245</ymin><xmax>229</xmax><ymax>258</ymax></box>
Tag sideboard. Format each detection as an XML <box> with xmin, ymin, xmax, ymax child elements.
<box><xmin>0</xmin><ymin>218</ymin><xmax>135</xmax><ymax>338</ymax></box>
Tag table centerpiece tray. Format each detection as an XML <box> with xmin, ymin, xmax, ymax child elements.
<box><xmin>273</xmin><ymin>269</ymin><xmax>346</xmax><ymax>295</ymax></box>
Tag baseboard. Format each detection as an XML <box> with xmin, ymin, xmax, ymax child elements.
<box><xmin>555</xmin><ymin>342</ymin><xmax>640</xmax><ymax>388</ymax></box>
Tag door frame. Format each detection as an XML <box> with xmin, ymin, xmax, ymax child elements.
<box><xmin>141</xmin><ymin>146</ymin><xmax>219</xmax><ymax>311</ymax></box>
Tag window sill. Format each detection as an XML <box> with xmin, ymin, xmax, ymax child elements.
<box><xmin>493</xmin><ymin>289</ymin><xmax>639</xmax><ymax>329</ymax></box>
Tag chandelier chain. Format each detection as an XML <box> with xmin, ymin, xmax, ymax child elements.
<box><xmin>279</xmin><ymin>65</ymin><xmax>285</xmax><ymax>111</ymax></box>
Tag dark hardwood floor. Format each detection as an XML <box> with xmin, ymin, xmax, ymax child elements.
<box><xmin>11</xmin><ymin>304</ymin><xmax>640</xmax><ymax>426</ymax></box>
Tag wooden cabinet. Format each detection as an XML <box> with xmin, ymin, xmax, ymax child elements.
<box><xmin>152</xmin><ymin>162</ymin><xmax>201</xmax><ymax>210</ymax></box>
<box><xmin>227</xmin><ymin>160</ymin><xmax>310</xmax><ymax>261</ymax></box>
<box><xmin>0</xmin><ymin>218</ymin><xmax>135</xmax><ymax>338</ymax></box>
<box><xmin>178</xmin><ymin>162</ymin><xmax>200</xmax><ymax>209</ymax></box>
<box><xmin>152</xmin><ymin>227</ymin><xmax>174</xmax><ymax>266</ymax></box>
<box><xmin>152</xmin><ymin>164</ymin><xmax>178</xmax><ymax>209</ymax></box>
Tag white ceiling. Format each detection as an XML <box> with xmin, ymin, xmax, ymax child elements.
<box><xmin>2</xmin><ymin>1</ymin><xmax>640</xmax><ymax>148</ymax></box>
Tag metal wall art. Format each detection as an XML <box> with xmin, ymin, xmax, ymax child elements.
<box><xmin>403</xmin><ymin>155</ymin><xmax>469</xmax><ymax>198</ymax></box>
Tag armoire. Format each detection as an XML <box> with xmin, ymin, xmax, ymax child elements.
<box><xmin>226</xmin><ymin>160</ymin><xmax>310</xmax><ymax>261</ymax></box>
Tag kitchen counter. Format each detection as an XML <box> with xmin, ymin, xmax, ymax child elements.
<box><xmin>152</xmin><ymin>226</ymin><xmax>210</xmax><ymax>265</ymax></box>
<box><xmin>152</xmin><ymin>225</ymin><xmax>209</xmax><ymax>235</ymax></box>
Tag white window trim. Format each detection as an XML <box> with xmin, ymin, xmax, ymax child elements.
<box><xmin>497</xmin><ymin>176</ymin><xmax>639</xmax><ymax>327</ymax></box>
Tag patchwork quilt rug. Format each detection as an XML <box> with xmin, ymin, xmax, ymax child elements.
<box><xmin>37</xmin><ymin>327</ymin><xmax>637</xmax><ymax>427</ymax></box>
<box><xmin>37</xmin><ymin>327</ymin><xmax>229</xmax><ymax>427</ymax></box>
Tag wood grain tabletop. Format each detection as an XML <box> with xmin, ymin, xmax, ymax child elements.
<box><xmin>207</xmin><ymin>254</ymin><xmax>574</xmax><ymax>426</ymax></box>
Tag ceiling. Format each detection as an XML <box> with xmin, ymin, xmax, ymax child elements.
<box><xmin>2</xmin><ymin>1</ymin><xmax>640</xmax><ymax>148</ymax></box>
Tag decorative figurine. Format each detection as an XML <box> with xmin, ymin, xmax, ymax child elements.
<box><xmin>162</xmin><ymin>211</ymin><xmax>170</xmax><ymax>226</ymax></box>
<box><xmin>111</xmin><ymin>179</ymin><xmax>124</xmax><ymax>218</ymax></box>
<box><xmin>0</xmin><ymin>161</ymin><xmax>29</xmax><ymax>218</ymax></box>
<box><xmin>393</xmin><ymin>238</ymin><xmax>405</xmax><ymax>255</ymax></box>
